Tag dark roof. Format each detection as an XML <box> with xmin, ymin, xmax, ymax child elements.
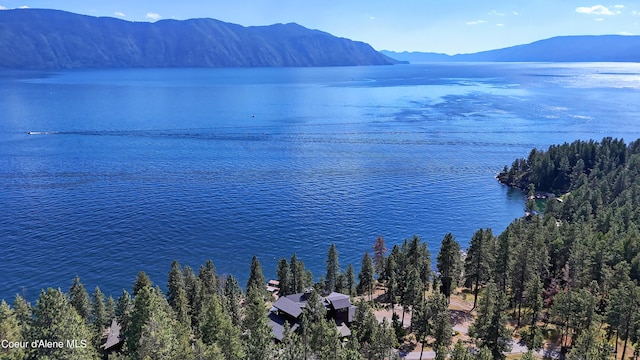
<box><xmin>326</xmin><ymin>292</ymin><xmax>352</xmax><ymax>310</ymax></box>
<box><xmin>273</xmin><ymin>296</ymin><xmax>303</xmax><ymax>318</ymax></box>
<box><xmin>284</xmin><ymin>292</ymin><xmax>310</xmax><ymax>308</ymax></box>
<box><xmin>102</xmin><ymin>319</ymin><xmax>123</xmax><ymax>351</ymax></box>
<box><xmin>268</xmin><ymin>312</ymin><xmax>300</xmax><ymax>341</ymax></box>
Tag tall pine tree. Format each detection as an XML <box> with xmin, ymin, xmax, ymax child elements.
<box><xmin>464</xmin><ymin>228</ymin><xmax>495</xmax><ymax>310</ymax></box>
<box><xmin>436</xmin><ymin>233</ymin><xmax>462</xmax><ymax>301</ymax></box>
<box><xmin>325</xmin><ymin>243</ymin><xmax>340</xmax><ymax>293</ymax></box>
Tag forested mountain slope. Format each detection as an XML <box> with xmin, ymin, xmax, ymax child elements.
<box><xmin>0</xmin><ymin>9</ymin><xmax>398</xmax><ymax>69</ymax></box>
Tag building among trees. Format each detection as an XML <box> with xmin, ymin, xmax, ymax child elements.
<box><xmin>268</xmin><ymin>288</ymin><xmax>356</xmax><ymax>341</ymax></box>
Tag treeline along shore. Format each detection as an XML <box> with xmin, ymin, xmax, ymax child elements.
<box><xmin>2</xmin><ymin>137</ymin><xmax>640</xmax><ymax>360</ymax></box>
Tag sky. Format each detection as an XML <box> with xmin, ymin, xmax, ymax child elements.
<box><xmin>1</xmin><ymin>1</ymin><xmax>639</xmax><ymax>54</ymax></box>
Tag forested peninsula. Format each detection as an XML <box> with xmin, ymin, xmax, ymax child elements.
<box><xmin>2</xmin><ymin>137</ymin><xmax>640</xmax><ymax>360</ymax></box>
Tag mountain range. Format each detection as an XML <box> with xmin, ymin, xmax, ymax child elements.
<box><xmin>3</xmin><ymin>9</ymin><xmax>638</xmax><ymax>69</ymax></box>
<box><xmin>382</xmin><ymin>35</ymin><xmax>640</xmax><ymax>63</ymax></box>
<box><xmin>0</xmin><ymin>9</ymin><xmax>398</xmax><ymax>69</ymax></box>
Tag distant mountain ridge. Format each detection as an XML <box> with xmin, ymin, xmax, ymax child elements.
<box><xmin>382</xmin><ymin>35</ymin><xmax>640</xmax><ymax>63</ymax></box>
<box><xmin>0</xmin><ymin>9</ymin><xmax>398</xmax><ymax>69</ymax></box>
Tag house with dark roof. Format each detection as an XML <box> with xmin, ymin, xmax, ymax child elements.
<box><xmin>101</xmin><ymin>319</ymin><xmax>124</xmax><ymax>359</ymax></box>
<box><xmin>267</xmin><ymin>289</ymin><xmax>356</xmax><ymax>342</ymax></box>
<box><xmin>324</xmin><ymin>292</ymin><xmax>356</xmax><ymax>325</ymax></box>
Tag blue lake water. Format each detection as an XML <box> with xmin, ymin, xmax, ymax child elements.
<box><xmin>2</xmin><ymin>63</ymin><xmax>640</xmax><ymax>301</ymax></box>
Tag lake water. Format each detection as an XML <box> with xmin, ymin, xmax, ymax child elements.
<box><xmin>2</xmin><ymin>63</ymin><xmax>640</xmax><ymax>301</ymax></box>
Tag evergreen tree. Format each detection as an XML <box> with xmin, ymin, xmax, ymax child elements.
<box><xmin>435</xmin><ymin>345</ymin><xmax>448</xmax><ymax>360</ymax></box>
<box><xmin>246</xmin><ymin>256</ymin><xmax>266</xmax><ymax>292</ymax></box>
<box><xmin>450</xmin><ymin>340</ymin><xmax>471</xmax><ymax>360</ymax></box>
<box><xmin>105</xmin><ymin>295</ymin><xmax>116</xmax><ymax>322</ymax></box>
<box><xmin>173</xmin><ymin>287</ymin><xmax>191</xmax><ymax>329</ymax></box>
<box><xmin>124</xmin><ymin>285</ymin><xmax>179</xmax><ymax>360</ymax></box>
<box><xmin>406</xmin><ymin>235</ymin><xmax>432</xmax><ymax>291</ymax></box>
<box><xmin>384</xmin><ymin>247</ymin><xmax>400</xmax><ymax>311</ymax></box>
<box><xmin>115</xmin><ymin>289</ymin><xmax>132</xmax><ymax>333</ymax></box>
<box><xmin>325</xmin><ymin>243</ymin><xmax>340</xmax><ymax>293</ymax></box>
<box><xmin>341</xmin><ymin>329</ymin><xmax>364</xmax><ymax>360</ymax></box>
<box><xmin>335</xmin><ymin>272</ymin><xmax>347</xmax><ymax>294</ymax></box>
<box><xmin>199</xmin><ymin>259</ymin><xmax>219</xmax><ymax>299</ymax></box>
<box><xmin>132</xmin><ymin>271</ymin><xmax>152</xmax><ymax>297</ymax></box>
<box><xmin>464</xmin><ymin>228</ymin><xmax>495</xmax><ymax>310</ymax></box>
<box><xmin>510</xmin><ymin>221</ymin><xmax>549</xmax><ymax>327</ymax></box>
<box><xmin>69</xmin><ymin>275</ymin><xmax>91</xmax><ymax>322</ymax></box>
<box><xmin>243</xmin><ymin>285</ymin><xmax>273</xmax><ymax>360</ymax></box>
<box><xmin>345</xmin><ymin>263</ymin><xmax>356</xmax><ymax>296</ymax></box>
<box><xmin>182</xmin><ymin>265</ymin><xmax>202</xmax><ymax>332</ymax></box>
<box><xmin>358</xmin><ymin>252</ymin><xmax>375</xmax><ymax>301</ymax></box>
<box><xmin>567</xmin><ymin>325</ymin><xmax>609</xmax><ymax>360</ymax></box>
<box><xmin>368</xmin><ymin>318</ymin><xmax>395</xmax><ymax>360</ymax></box>
<box><xmin>192</xmin><ymin>339</ymin><xmax>224</xmax><ymax>360</ymax></box>
<box><xmin>0</xmin><ymin>300</ymin><xmax>24</xmax><ymax>360</ymax></box>
<box><xmin>167</xmin><ymin>260</ymin><xmax>191</xmax><ymax>329</ymax></box>
<box><xmin>551</xmin><ymin>287</ymin><xmax>599</xmax><ymax>351</ymax></box>
<box><xmin>469</xmin><ymin>282</ymin><xmax>511</xmax><ymax>360</ymax></box>
<box><xmin>309</xmin><ymin>315</ymin><xmax>341</xmax><ymax>359</ymax></box>
<box><xmin>352</xmin><ymin>299</ymin><xmax>378</xmax><ymax>348</ymax></box>
<box><xmin>522</xmin><ymin>274</ymin><xmax>544</xmax><ymax>351</ymax></box>
<box><xmin>373</xmin><ymin>235</ymin><xmax>388</xmax><ymax>280</ymax></box>
<box><xmin>12</xmin><ymin>294</ymin><xmax>31</xmax><ymax>338</ymax></box>
<box><xmin>494</xmin><ymin>231</ymin><xmax>513</xmax><ymax>293</ymax></box>
<box><xmin>30</xmin><ymin>288</ymin><xmax>97</xmax><ymax>360</ymax></box>
<box><xmin>216</xmin><ymin>315</ymin><xmax>245</xmax><ymax>360</ymax></box>
<box><xmin>201</xmin><ymin>294</ymin><xmax>243</xmax><ymax>359</ymax></box>
<box><xmin>606</xmin><ymin>279</ymin><xmax>640</xmax><ymax>360</ymax></box>
<box><xmin>276</xmin><ymin>258</ymin><xmax>291</xmax><ymax>296</ymax></box>
<box><xmin>223</xmin><ymin>275</ymin><xmax>243</xmax><ymax>327</ymax></box>
<box><xmin>91</xmin><ymin>286</ymin><xmax>108</xmax><ymax>349</ymax></box>
<box><xmin>399</xmin><ymin>266</ymin><xmax>422</xmax><ymax>326</ymax></box>
<box><xmin>200</xmin><ymin>294</ymin><xmax>224</xmax><ymax>346</ymax></box>
<box><xmin>414</xmin><ymin>292</ymin><xmax>451</xmax><ymax>360</ymax></box>
<box><xmin>167</xmin><ymin>260</ymin><xmax>186</xmax><ymax>312</ymax></box>
<box><xmin>136</xmin><ymin>309</ymin><xmax>180</xmax><ymax>360</ymax></box>
<box><xmin>436</xmin><ymin>233</ymin><xmax>462</xmax><ymax>301</ymax></box>
<box><xmin>278</xmin><ymin>320</ymin><xmax>305</xmax><ymax>360</ymax></box>
<box><xmin>289</xmin><ymin>254</ymin><xmax>303</xmax><ymax>294</ymax></box>
<box><xmin>430</xmin><ymin>295</ymin><xmax>453</xmax><ymax>352</ymax></box>
<box><xmin>474</xmin><ymin>346</ymin><xmax>493</xmax><ymax>360</ymax></box>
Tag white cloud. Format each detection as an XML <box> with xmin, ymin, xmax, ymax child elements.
<box><xmin>489</xmin><ymin>10</ymin><xmax>505</xmax><ymax>16</ymax></box>
<box><xmin>614</xmin><ymin>4</ymin><xmax>625</xmax><ymax>8</ymax></box>
<box><xmin>576</xmin><ymin>5</ymin><xmax>614</xmax><ymax>15</ymax></box>
<box><xmin>0</xmin><ymin>6</ymin><xmax>7</xmax><ymax>10</ymax></box>
<box><xmin>466</xmin><ymin>20</ymin><xmax>488</xmax><ymax>25</ymax></box>
<box><xmin>115</xmin><ymin>11</ymin><xmax>126</xmax><ymax>17</ymax></box>
<box><xmin>512</xmin><ymin>11</ymin><xmax>519</xmax><ymax>16</ymax></box>
<box><xmin>146</xmin><ymin>12</ymin><xmax>161</xmax><ymax>20</ymax></box>
<box><xmin>18</xmin><ymin>5</ymin><xmax>29</xmax><ymax>8</ymax></box>
<box><xmin>618</xmin><ymin>31</ymin><xmax>634</xmax><ymax>35</ymax></box>
<box><xmin>497</xmin><ymin>23</ymin><xmax>505</xmax><ymax>27</ymax></box>
<box><xmin>595</xmin><ymin>17</ymin><xmax>604</xmax><ymax>21</ymax></box>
